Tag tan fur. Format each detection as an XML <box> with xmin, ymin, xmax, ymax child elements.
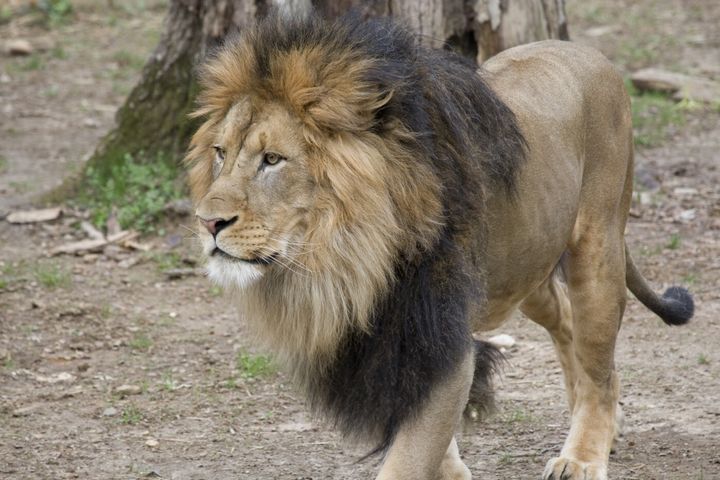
<box><xmin>188</xmin><ymin>25</ymin><xmax>652</xmax><ymax>478</ymax></box>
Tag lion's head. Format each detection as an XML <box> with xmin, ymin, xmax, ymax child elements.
<box><xmin>186</xmin><ymin>14</ymin><xmax>444</xmax><ymax>364</ymax></box>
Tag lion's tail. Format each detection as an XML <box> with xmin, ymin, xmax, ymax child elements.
<box><xmin>625</xmin><ymin>247</ymin><xmax>694</xmax><ymax>326</ymax></box>
<box><xmin>465</xmin><ymin>339</ymin><xmax>503</xmax><ymax>420</ymax></box>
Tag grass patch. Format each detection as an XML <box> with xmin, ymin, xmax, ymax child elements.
<box><xmin>147</xmin><ymin>251</ymin><xmax>183</xmax><ymax>272</ymax></box>
<box><xmin>160</xmin><ymin>372</ymin><xmax>178</xmax><ymax>391</ymax></box>
<box><xmin>21</xmin><ymin>54</ymin><xmax>45</xmax><ymax>71</ymax></box>
<box><xmin>208</xmin><ymin>285</ymin><xmax>223</xmax><ymax>297</ymax></box>
<box><xmin>665</xmin><ymin>233</ymin><xmax>681</xmax><ymax>250</ymax></box>
<box><xmin>697</xmin><ymin>354</ymin><xmax>709</xmax><ymax>366</ymax></box>
<box><xmin>120</xmin><ymin>404</ymin><xmax>143</xmax><ymax>425</ymax></box>
<box><xmin>501</xmin><ymin>408</ymin><xmax>536</xmax><ymax>425</ymax></box>
<box><xmin>33</xmin><ymin>262</ymin><xmax>71</xmax><ymax>289</ymax></box>
<box><xmin>129</xmin><ymin>332</ymin><xmax>152</xmax><ymax>351</ymax></box>
<box><xmin>9</xmin><ymin>181</ymin><xmax>31</xmax><ymax>193</ymax></box>
<box><xmin>37</xmin><ymin>0</ymin><xmax>74</xmax><ymax>26</ymax></box>
<box><xmin>112</xmin><ymin>50</ymin><xmax>146</xmax><ymax>71</ymax></box>
<box><xmin>44</xmin><ymin>85</ymin><xmax>60</xmax><ymax>98</ymax></box>
<box><xmin>627</xmin><ymin>81</ymin><xmax>685</xmax><ymax>148</ymax></box>
<box><xmin>51</xmin><ymin>45</ymin><xmax>67</xmax><ymax>60</ymax></box>
<box><xmin>237</xmin><ymin>352</ymin><xmax>275</xmax><ymax>379</ymax></box>
<box><xmin>1</xmin><ymin>261</ymin><xmax>23</xmax><ymax>289</ymax></box>
<box><xmin>79</xmin><ymin>152</ymin><xmax>183</xmax><ymax>233</ymax></box>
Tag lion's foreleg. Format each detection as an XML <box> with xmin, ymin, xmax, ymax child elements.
<box><xmin>376</xmin><ymin>350</ymin><xmax>474</xmax><ymax>480</ymax></box>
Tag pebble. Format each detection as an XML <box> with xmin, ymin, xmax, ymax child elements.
<box><xmin>6</xmin><ymin>39</ymin><xmax>33</xmax><ymax>56</ymax></box>
<box><xmin>487</xmin><ymin>334</ymin><xmax>516</xmax><ymax>349</ymax></box>
<box><xmin>673</xmin><ymin>187</ymin><xmax>698</xmax><ymax>196</ymax></box>
<box><xmin>12</xmin><ymin>404</ymin><xmax>41</xmax><ymax>417</ymax></box>
<box><xmin>145</xmin><ymin>438</ymin><xmax>159</xmax><ymax>448</ymax></box>
<box><xmin>34</xmin><ymin>371</ymin><xmax>76</xmax><ymax>383</ymax></box>
<box><xmin>102</xmin><ymin>407</ymin><xmax>118</xmax><ymax>417</ymax></box>
<box><xmin>114</xmin><ymin>384</ymin><xmax>142</xmax><ymax>396</ymax></box>
<box><xmin>678</xmin><ymin>209</ymin><xmax>696</xmax><ymax>222</ymax></box>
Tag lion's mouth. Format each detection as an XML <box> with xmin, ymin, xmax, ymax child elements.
<box><xmin>211</xmin><ymin>247</ymin><xmax>277</xmax><ymax>266</ymax></box>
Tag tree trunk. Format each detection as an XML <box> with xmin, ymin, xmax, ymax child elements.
<box><xmin>82</xmin><ymin>0</ymin><xmax>257</xmax><ymax>179</ymax></box>
<box><xmin>75</xmin><ymin>0</ymin><xmax>567</xmax><ymax>192</ymax></box>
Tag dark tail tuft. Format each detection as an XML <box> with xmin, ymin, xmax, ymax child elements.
<box><xmin>465</xmin><ymin>339</ymin><xmax>504</xmax><ymax>421</ymax></box>
<box><xmin>658</xmin><ymin>286</ymin><xmax>694</xmax><ymax>326</ymax></box>
<box><xmin>626</xmin><ymin>249</ymin><xmax>695</xmax><ymax>327</ymax></box>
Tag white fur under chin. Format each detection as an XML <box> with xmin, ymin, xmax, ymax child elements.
<box><xmin>206</xmin><ymin>257</ymin><xmax>264</xmax><ymax>289</ymax></box>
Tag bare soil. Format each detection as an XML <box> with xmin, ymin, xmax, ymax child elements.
<box><xmin>1</xmin><ymin>1</ymin><xmax>718</xmax><ymax>479</ymax></box>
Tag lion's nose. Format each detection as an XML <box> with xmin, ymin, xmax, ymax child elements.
<box><xmin>198</xmin><ymin>215</ymin><xmax>238</xmax><ymax>236</ymax></box>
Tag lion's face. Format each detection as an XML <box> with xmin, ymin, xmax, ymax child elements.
<box><xmin>194</xmin><ymin>99</ymin><xmax>316</xmax><ymax>288</ymax></box>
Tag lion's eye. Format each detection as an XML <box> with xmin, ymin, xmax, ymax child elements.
<box><xmin>262</xmin><ymin>152</ymin><xmax>285</xmax><ymax>168</ymax></box>
<box><xmin>212</xmin><ymin>145</ymin><xmax>225</xmax><ymax>176</ymax></box>
<box><xmin>213</xmin><ymin>145</ymin><xmax>225</xmax><ymax>161</ymax></box>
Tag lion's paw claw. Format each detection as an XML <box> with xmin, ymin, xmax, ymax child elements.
<box><xmin>543</xmin><ymin>457</ymin><xmax>607</xmax><ymax>480</ymax></box>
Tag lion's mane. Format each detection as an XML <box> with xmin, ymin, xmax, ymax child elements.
<box><xmin>187</xmin><ymin>11</ymin><xmax>525</xmax><ymax>452</ymax></box>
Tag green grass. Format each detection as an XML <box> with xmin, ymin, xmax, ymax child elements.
<box><xmin>666</xmin><ymin>233</ymin><xmax>682</xmax><ymax>250</ymax></box>
<box><xmin>697</xmin><ymin>354</ymin><xmax>709</xmax><ymax>366</ymax></box>
<box><xmin>147</xmin><ymin>251</ymin><xmax>183</xmax><ymax>272</ymax></box>
<box><xmin>1</xmin><ymin>262</ymin><xmax>21</xmax><ymax>289</ymax></box>
<box><xmin>237</xmin><ymin>352</ymin><xmax>275</xmax><ymax>379</ymax></box>
<box><xmin>120</xmin><ymin>404</ymin><xmax>143</xmax><ymax>425</ymax></box>
<box><xmin>51</xmin><ymin>45</ymin><xmax>68</xmax><ymax>60</ymax></box>
<box><xmin>33</xmin><ymin>262</ymin><xmax>71</xmax><ymax>289</ymax></box>
<box><xmin>498</xmin><ymin>452</ymin><xmax>514</xmax><ymax>465</ymax></box>
<box><xmin>79</xmin><ymin>152</ymin><xmax>183</xmax><ymax>232</ymax></box>
<box><xmin>0</xmin><ymin>6</ymin><xmax>12</xmax><ymax>24</ymax></box>
<box><xmin>112</xmin><ymin>50</ymin><xmax>146</xmax><ymax>71</ymax></box>
<box><xmin>208</xmin><ymin>285</ymin><xmax>223</xmax><ymax>297</ymax></box>
<box><xmin>9</xmin><ymin>181</ymin><xmax>31</xmax><ymax>193</ymax></box>
<box><xmin>21</xmin><ymin>54</ymin><xmax>45</xmax><ymax>71</ymax></box>
<box><xmin>44</xmin><ymin>85</ymin><xmax>60</xmax><ymax>98</ymax></box>
<box><xmin>37</xmin><ymin>0</ymin><xmax>74</xmax><ymax>26</ymax></box>
<box><xmin>501</xmin><ymin>408</ymin><xmax>536</xmax><ymax>425</ymax></box>
<box><xmin>682</xmin><ymin>273</ymin><xmax>697</xmax><ymax>286</ymax></box>
<box><xmin>100</xmin><ymin>304</ymin><xmax>113</xmax><ymax>319</ymax></box>
<box><xmin>160</xmin><ymin>372</ymin><xmax>178</xmax><ymax>391</ymax></box>
<box><xmin>129</xmin><ymin>333</ymin><xmax>152</xmax><ymax>351</ymax></box>
<box><xmin>627</xmin><ymin>81</ymin><xmax>686</xmax><ymax>148</ymax></box>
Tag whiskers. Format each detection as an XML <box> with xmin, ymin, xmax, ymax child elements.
<box><xmin>180</xmin><ymin>224</ymin><xmax>201</xmax><ymax>238</ymax></box>
<box><xmin>257</xmin><ymin>241</ymin><xmax>316</xmax><ymax>278</ymax></box>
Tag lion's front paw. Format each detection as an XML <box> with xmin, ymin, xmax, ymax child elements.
<box><xmin>542</xmin><ymin>457</ymin><xmax>607</xmax><ymax>480</ymax></box>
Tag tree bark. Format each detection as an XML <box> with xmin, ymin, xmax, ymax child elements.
<box><xmin>75</xmin><ymin>0</ymin><xmax>567</xmax><ymax>192</ymax></box>
<box><xmin>82</xmin><ymin>0</ymin><xmax>256</xmax><ymax>178</ymax></box>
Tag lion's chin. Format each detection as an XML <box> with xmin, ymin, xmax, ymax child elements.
<box><xmin>206</xmin><ymin>256</ymin><xmax>264</xmax><ymax>289</ymax></box>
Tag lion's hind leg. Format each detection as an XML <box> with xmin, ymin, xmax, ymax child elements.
<box><xmin>536</xmin><ymin>222</ymin><xmax>628</xmax><ymax>480</ymax></box>
<box><xmin>521</xmin><ymin>264</ymin><xmax>626</xmax><ymax>444</ymax></box>
<box><xmin>521</xmin><ymin>264</ymin><xmax>578</xmax><ymax>413</ymax></box>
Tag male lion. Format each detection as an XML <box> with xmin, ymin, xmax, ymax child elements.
<box><xmin>185</xmin><ymin>12</ymin><xmax>694</xmax><ymax>480</ymax></box>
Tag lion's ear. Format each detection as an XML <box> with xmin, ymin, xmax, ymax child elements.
<box><xmin>306</xmin><ymin>86</ymin><xmax>393</xmax><ymax>133</ymax></box>
<box><xmin>271</xmin><ymin>50</ymin><xmax>394</xmax><ymax>133</ymax></box>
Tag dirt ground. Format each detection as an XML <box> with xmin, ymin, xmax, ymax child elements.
<box><xmin>1</xmin><ymin>1</ymin><xmax>719</xmax><ymax>479</ymax></box>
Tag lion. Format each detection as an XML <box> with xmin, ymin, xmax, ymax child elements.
<box><xmin>184</xmin><ymin>11</ymin><xmax>694</xmax><ymax>480</ymax></box>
